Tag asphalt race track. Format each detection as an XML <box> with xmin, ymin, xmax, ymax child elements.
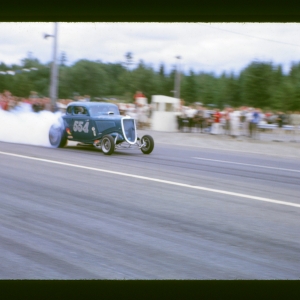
<box><xmin>0</xmin><ymin>140</ymin><xmax>300</xmax><ymax>279</ymax></box>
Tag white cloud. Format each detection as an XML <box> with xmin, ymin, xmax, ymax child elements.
<box><xmin>1</xmin><ymin>22</ymin><xmax>300</xmax><ymax>75</ymax></box>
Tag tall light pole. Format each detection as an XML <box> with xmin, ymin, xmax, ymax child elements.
<box><xmin>44</xmin><ymin>22</ymin><xmax>59</xmax><ymax>111</ymax></box>
<box><xmin>174</xmin><ymin>55</ymin><xmax>181</xmax><ymax>99</ymax></box>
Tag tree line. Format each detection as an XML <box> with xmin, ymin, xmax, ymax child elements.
<box><xmin>1</xmin><ymin>54</ymin><xmax>300</xmax><ymax>111</ymax></box>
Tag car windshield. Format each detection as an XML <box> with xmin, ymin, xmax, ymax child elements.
<box><xmin>89</xmin><ymin>105</ymin><xmax>120</xmax><ymax>117</ymax></box>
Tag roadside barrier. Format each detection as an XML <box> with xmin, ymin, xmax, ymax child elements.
<box><xmin>258</xmin><ymin>124</ymin><xmax>300</xmax><ymax>131</ymax></box>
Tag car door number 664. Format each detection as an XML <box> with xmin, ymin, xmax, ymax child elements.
<box><xmin>73</xmin><ymin>121</ymin><xmax>89</xmax><ymax>133</ymax></box>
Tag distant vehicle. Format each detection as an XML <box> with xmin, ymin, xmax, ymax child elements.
<box><xmin>49</xmin><ymin>102</ymin><xmax>154</xmax><ymax>155</ymax></box>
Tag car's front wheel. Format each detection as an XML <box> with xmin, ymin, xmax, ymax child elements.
<box><xmin>101</xmin><ymin>135</ymin><xmax>115</xmax><ymax>155</ymax></box>
<box><xmin>49</xmin><ymin>124</ymin><xmax>67</xmax><ymax>148</ymax></box>
<box><xmin>140</xmin><ymin>135</ymin><xmax>154</xmax><ymax>154</ymax></box>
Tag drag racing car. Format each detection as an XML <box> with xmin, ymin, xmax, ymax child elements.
<box><xmin>49</xmin><ymin>102</ymin><xmax>154</xmax><ymax>155</ymax></box>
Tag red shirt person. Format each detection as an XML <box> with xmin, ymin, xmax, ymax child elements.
<box><xmin>0</xmin><ymin>95</ymin><xmax>9</xmax><ymax>111</ymax></box>
<box><xmin>134</xmin><ymin>91</ymin><xmax>145</xmax><ymax>99</ymax></box>
<box><xmin>211</xmin><ymin>108</ymin><xmax>222</xmax><ymax>134</ymax></box>
<box><xmin>134</xmin><ymin>91</ymin><xmax>146</xmax><ymax>107</ymax></box>
<box><xmin>213</xmin><ymin>109</ymin><xmax>221</xmax><ymax>123</ymax></box>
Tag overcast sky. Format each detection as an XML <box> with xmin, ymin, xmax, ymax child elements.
<box><xmin>1</xmin><ymin>22</ymin><xmax>300</xmax><ymax>76</ymax></box>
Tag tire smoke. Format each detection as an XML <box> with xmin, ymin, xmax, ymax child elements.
<box><xmin>0</xmin><ymin>104</ymin><xmax>62</xmax><ymax>147</ymax></box>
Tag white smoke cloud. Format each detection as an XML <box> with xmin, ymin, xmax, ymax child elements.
<box><xmin>0</xmin><ymin>104</ymin><xmax>61</xmax><ymax>147</ymax></box>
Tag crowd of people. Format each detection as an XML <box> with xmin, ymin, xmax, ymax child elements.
<box><xmin>1</xmin><ymin>90</ymin><xmax>300</xmax><ymax>140</ymax></box>
<box><xmin>177</xmin><ymin>104</ymin><xmax>300</xmax><ymax>139</ymax></box>
<box><xmin>0</xmin><ymin>90</ymin><xmax>73</xmax><ymax>113</ymax></box>
<box><xmin>118</xmin><ymin>103</ymin><xmax>151</xmax><ymax>129</ymax></box>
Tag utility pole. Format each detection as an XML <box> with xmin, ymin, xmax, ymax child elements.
<box><xmin>124</xmin><ymin>52</ymin><xmax>134</xmax><ymax>101</ymax></box>
<box><xmin>45</xmin><ymin>22</ymin><xmax>59</xmax><ymax>111</ymax></box>
<box><xmin>174</xmin><ymin>55</ymin><xmax>181</xmax><ymax>99</ymax></box>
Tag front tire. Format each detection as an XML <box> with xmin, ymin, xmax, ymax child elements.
<box><xmin>140</xmin><ymin>135</ymin><xmax>154</xmax><ymax>154</ymax></box>
<box><xmin>49</xmin><ymin>125</ymin><xmax>67</xmax><ymax>148</ymax></box>
<box><xmin>101</xmin><ymin>135</ymin><xmax>115</xmax><ymax>155</ymax></box>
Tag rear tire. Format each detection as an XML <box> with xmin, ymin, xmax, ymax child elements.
<box><xmin>101</xmin><ymin>135</ymin><xmax>115</xmax><ymax>155</ymax></box>
<box><xmin>49</xmin><ymin>124</ymin><xmax>67</xmax><ymax>148</ymax></box>
<box><xmin>140</xmin><ymin>135</ymin><xmax>154</xmax><ymax>154</ymax></box>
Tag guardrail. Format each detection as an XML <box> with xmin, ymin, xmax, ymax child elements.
<box><xmin>258</xmin><ymin>124</ymin><xmax>300</xmax><ymax>131</ymax></box>
<box><xmin>179</xmin><ymin>119</ymin><xmax>300</xmax><ymax>131</ymax></box>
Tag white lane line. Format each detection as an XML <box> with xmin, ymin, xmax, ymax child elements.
<box><xmin>192</xmin><ymin>157</ymin><xmax>300</xmax><ymax>173</ymax></box>
<box><xmin>1</xmin><ymin>150</ymin><xmax>300</xmax><ymax>209</ymax></box>
<box><xmin>157</xmin><ymin>141</ymin><xmax>300</xmax><ymax>158</ymax></box>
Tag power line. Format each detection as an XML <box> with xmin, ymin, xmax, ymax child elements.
<box><xmin>200</xmin><ymin>24</ymin><xmax>300</xmax><ymax>48</ymax></box>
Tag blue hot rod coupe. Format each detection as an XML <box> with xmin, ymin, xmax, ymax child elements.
<box><xmin>49</xmin><ymin>102</ymin><xmax>154</xmax><ymax>155</ymax></box>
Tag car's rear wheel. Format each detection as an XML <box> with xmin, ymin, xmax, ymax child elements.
<box><xmin>49</xmin><ymin>125</ymin><xmax>67</xmax><ymax>148</ymax></box>
<box><xmin>140</xmin><ymin>135</ymin><xmax>154</xmax><ymax>154</ymax></box>
<box><xmin>101</xmin><ymin>135</ymin><xmax>115</xmax><ymax>155</ymax></box>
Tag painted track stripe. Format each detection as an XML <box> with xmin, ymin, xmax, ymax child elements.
<box><xmin>193</xmin><ymin>157</ymin><xmax>300</xmax><ymax>173</ymax></box>
<box><xmin>1</xmin><ymin>150</ymin><xmax>300</xmax><ymax>208</ymax></box>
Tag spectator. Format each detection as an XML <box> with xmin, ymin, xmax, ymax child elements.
<box><xmin>194</xmin><ymin>105</ymin><xmax>206</xmax><ymax>133</ymax></box>
<box><xmin>223</xmin><ymin>107</ymin><xmax>231</xmax><ymax>135</ymax></box>
<box><xmin>134</xmin><ymin>91</ymin><xmax>146</xmax><ymax>108</ymax></box>
<box><xmin>268</xmin><ymin>111</ymin><xmax>277</xmax><ymax>124</ymax></box>
<box><xmin>250</xmin><ymin>108</ymin><xmax>261</xmax><ymax>139</ymax></box>
<box><xmin>258</xmin><ymin>108</ymin><xmax>265</xmax><ymax>123</ymax></box>
<box><xmin>245</xmin><ymin>108</ymin><xmax>254</xmax><ymax>137</ymax></box>
<box><xmin>0</xmin><ymin>95</ymin><xmax>9</xmax><ymax>111</ymax></box>
<box><xmin>240</xmin><ymin>106</ymin><xmax>248</xmax><ymax>136</ymax></box>
<box><xmin>185</xmin><ymin>105</ymin><xmax>197</xmax><ymax>132</ymax></box>
<box><xmin>204</xmin><ymin>107</ymin><xmax>213</xmax><ymax>133</ymax></box>
<box><xmin>180</xmin><ymin>108</ymin><xmax>187</xmax><ymax>132</ymax></box>
<box><xmin>29</xmin><ymin>91</ymin><xmax>38</xmax><ymax>100</ymax></box>
<box><xmin>0</xmin><ymin>90</ymin><xmax>12</xmax><ymax>111</ymax></box>
<box><xmin>32</xmin><ymin>98</ymin><xmax>44</xmax><ymax>112</ymax></box>
<box><xmin>134</xmin><ymin>90</ymin><xmax>145</xmax><ymax>99</ymax></box>
<box><xmin>84</xmin><ymin>95</ymin><xmax>91</xmax><ymax>102</ymax></box>
<box><xmin>19</xmin><ymin>98</ymin><xmax>33</xmax><ymax>112</ymax></box>
<box><xmin>285</xmin><ymin>111</ymin><xmax>292</xmax><ymax>125</ymax></box>
<box><xmin>43</xmin><ymin>98</ymin><xmax>52</xmax><ymax>111</ymax></box>
<box><xmin>211</xmin><ymin>108</ymin><xmax>222</xmax><ymax>135</ymax></box>
<box><xmin>118</xmin><ymin>103</ymin><xmax>127</xmax><ymax>116</ymax></box>
<box><xmin>126</xmin><ymin>104</ymin><xmax>138</xmax><ymax>121</ymax></box>
<box><xmin>229</xmin><ymin>108</ymin><xmax>241</xmax><ymax>137</ymax></box>
<box><xmin>4</xmin><ymin>99</ymin><xmax>9</xmax><ymax>111</ymax></box>
<box><xmin>137</xmin><ymin>104</ymin><xmax>148</xmax><ymax>129</ymax></box>
<box><xmin>265</xmin><ymin>110</ymin><xmax>273</xmax><ymax>124</ymax></box>
<box><xmin>176</xmin><ymin>114</ymin><xmax>183</xmax><ymax>132</ymax></box>
<box><xmin>276</xmin><ymin>111</ymin><xmax>286</xmax><ymax>140</ymax></box>
<box><xmin>8</xmin><ymin>96</ymin><xmax>17</xmax><ymax>111</ymax></box>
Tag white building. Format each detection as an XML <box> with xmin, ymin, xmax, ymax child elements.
<box><xmin>151</xmin><ymin>95</ymin><xmax>181</xmax><ymax>132</ymax></box>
